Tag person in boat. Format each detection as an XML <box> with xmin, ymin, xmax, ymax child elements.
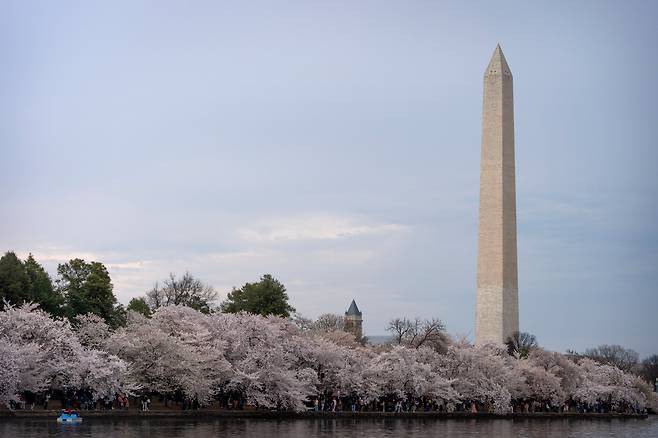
<box><xmin>57</xmin><ymin>409</ymin><xmax>82</xmax><ymax>423</ymax></box>
<box><xmin>58</xmin><ymin>409</ymin><xmax>82</xmax><ymax>420</ymax></box>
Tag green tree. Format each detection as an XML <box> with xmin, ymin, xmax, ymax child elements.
<box><xmin>109</xmin><ymin>303</ymin><xmax>128</xmax><ymax>328</ymax></box>
<box><xmin>57</xmin><ymin>258</ymin><xmax>121</xmax><ymax>327</ymax></box>
<box><xmin>221</xmin><ymin>274</ymin><xmax>295</xmax><ymax>317</ymax></box>
<box><xmin>127</xmin><ymin>297</ymin><xmax>152</xmax><ymax>317</ymax></box>
<box><xmin>24</xmin><ymin>254</ymin><xmax>64</xmax><ymax>316</ymax></box>
<box><xmin>0</xmin><ymin>251</ymin><xmax>29</xmax><ymax>308</ymax></box>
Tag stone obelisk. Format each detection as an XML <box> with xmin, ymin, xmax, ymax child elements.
<box><xmin>475</xmin><ymin>45</ymin><xmax>519</xmax><ymax>345</ymax></box>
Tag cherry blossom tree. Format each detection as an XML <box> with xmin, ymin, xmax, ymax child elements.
<box><xmin>74</xmin><ymin>313</ymin><xmax>110</xmax><ymax>349</ymax></box>
<box><xmin>362</xmin><ymin>346</ymin><xmax>458</xmax><ymax>403</ymax></box>
<box><xmin>0</xmin><ymin>303</ymin><xmax>129</xmax><ymax>406</ymax></box>
<box><xmin>300</xmin><ymin>331</ymin><xmax>371</xmax><ymax>397</ymax></box>
<box><xmin>0</xmin><ymin>337</ymin><xmax>41</xmax><ymax>405</ymax></box>
<box><xmin>209</xmin><ymin>312</ymin><xmax>317</xmax><ymax>410</ymax></box>
<box><xmin>528</xmin><ymin>348</ymin><xmax>584</xmax><ymax>397</ymax></box>
<box><xmin>512</xmin><ymin>358</ymin><xmax>564</xmax><ymax>406</ymax></box>
<box><xmin>438</xmin><ymin>342</ymin><xmax>521</xmax><ymax>413</ymax></box>
<box><xmin>1</xmin><ymin>302</ymin><xmax>652</xmax><ymax>413</ymax></box>
<box><xmin>106</xmin><ymin>305</ymin><xmax>230</xmax><ymax>405</ymax></box>
<box><xmin>573</xmin><ymin>358</ymin><xmax>649</xmax><ymax>411</ymax></box>
<box><xmin>0</xmin><ymin>303</ymin><xmax>87</xmax><ymax>393</ymax></box>
<box><xmin>75</xmin><ymin>349</ymin><xmax>129</xmax><ymax>400</ymax></box>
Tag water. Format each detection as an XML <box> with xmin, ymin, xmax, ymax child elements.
<box><xmin>2</xmin><ymin>416</ymin><xmax>657</xmax><ymax>437</ymax></box>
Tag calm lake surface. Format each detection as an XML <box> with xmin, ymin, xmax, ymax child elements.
<box><xmin>2</xmin><ymin>416</ymin><xmax>657</xmax><ymax>437</ymax></box>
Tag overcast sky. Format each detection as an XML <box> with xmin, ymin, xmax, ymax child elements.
<box><xmin>2</xmin><ymin>1</ymin><xmax>657</xmax><ymax>356</ymax></box>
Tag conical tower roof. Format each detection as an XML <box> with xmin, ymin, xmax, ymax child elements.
<box><xmin>485</xmin><ymin>44</ymin><xmax>512</xmax><ymax>77</ymax></box>
<box><xmin>345</xmin><ymin>299</ymin><xmax>362</xmax><ymax>316</ymax></box>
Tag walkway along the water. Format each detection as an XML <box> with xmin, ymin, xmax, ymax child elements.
<box><xmin>0</xmin><ymin>410</ymin><xmax>649</xmax><ymax>419</ymax></box>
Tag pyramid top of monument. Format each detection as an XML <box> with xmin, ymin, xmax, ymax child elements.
<box><xmin>346</xmin><ymin>299</ymin><xmax>362</xmax><ymax>316</ymax></box>
<box><xmin>485</xmin><ymin>44</ymin><xmax>512</xmax><ymax>77</ymax></box>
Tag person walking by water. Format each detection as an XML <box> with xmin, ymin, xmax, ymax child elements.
<box><xmin>119</xmin><ymin>394</ymin><xmax>129</xmax><ymax>410</ymax></box>
<box><xmin>394</xmin><ymin>400</ymin><xmax>402</xmax><ymax>413</ymax></box>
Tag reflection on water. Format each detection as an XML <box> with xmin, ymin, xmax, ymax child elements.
<box><xmin>2</xmin><ymin>416</ymin><xmax>657</xmax><ymax>437</ymax></box>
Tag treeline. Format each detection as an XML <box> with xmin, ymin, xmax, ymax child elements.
<box><xmin>1</xmin><ymin>250</ymin><xmax>656</xmax><ymax>414</ymax></box>
<box><xmin>0</xmin><ymin>251</ymin><xmax>294</xmax><ymax>328</ymax></box>
<box><xmin>0</xmin><ymin>252</ymin><xmax>123</xmax><ymax>327</ymax></box>
<box><xmin>1</xmin><ymin>303</ymin><xmax>656</xmax><ymax>414</ymax></box>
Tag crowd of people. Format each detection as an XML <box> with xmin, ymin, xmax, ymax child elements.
<box><xmin>307</xmin><ymin>394</ymin><xmax>648</xmax><ymax>415</ymax></box>
<box><xmin>5</xmin><ymin>390</ymin><xmax>152</xmax><ymax>412</ymax></box>
<box><xmin>5</xmin><ymin>391</ymin><xmax>649</xmax><ymax>416</ymax></box>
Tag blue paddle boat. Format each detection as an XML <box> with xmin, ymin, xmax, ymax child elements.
<box><xmin>57</xmin><ymin>409</ymin><xmax>83</xmax><ymax>423</ymax></box>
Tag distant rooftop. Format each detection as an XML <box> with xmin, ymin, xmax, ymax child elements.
<box><xmin>345</xmin><ymin>299</ymin><xmax>362</xmax><ymax>316</ymax></box>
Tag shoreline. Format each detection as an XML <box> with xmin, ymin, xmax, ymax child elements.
<box><xmin>0</xmin><ymin>410</ymin><xmax>649</xmax><ymax>420</ymax></box>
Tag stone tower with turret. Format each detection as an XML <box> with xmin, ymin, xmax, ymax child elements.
<box><xmin>475</xmin><ymin>45</ymin><xmax>519</xmax><ymax>345</ymax></box>
<box><xmin>344</xmin><ymin>299</ymin><xmax>363</xmax><ymax>340</ymax></box>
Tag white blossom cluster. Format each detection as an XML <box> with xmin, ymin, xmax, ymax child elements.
<box><xmin>0</xmin><ymin>304</ymin><xmax>655</xmax><ymax>413</ymax></box>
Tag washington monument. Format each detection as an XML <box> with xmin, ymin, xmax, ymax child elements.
<box><xmin>475</xmin><ymin>45</ymin><xmax>519</xmax><ymax>345</ymax></box>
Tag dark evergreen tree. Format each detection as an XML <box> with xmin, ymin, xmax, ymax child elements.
<box><xmin>24</xmin><ymin>254</ymin><xmax>64</xmax><ymax>316</ymax></box>
<box><xmin>0</xmin><ymin>251</ymin><xmax>29</xmax><ymax>309</ymax></box>
<box><xmin>127</xmin><ymin>297</ymin><xmax>152</xmax><ymax>317</ymax></box>
<box><xmin>58</xmin><ymin>258</ymin><xmax>121</xmax><ymax>327</ymax></box>
<box><xmin>221</xmin><ymin>274</ymin><xmax>295</xmax><ymax>317</ymax></box>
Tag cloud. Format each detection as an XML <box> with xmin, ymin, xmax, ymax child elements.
<box><xmin>237</xmin><ymin>213</ymin><xmax>409</xmax><ymax>243</ymax></box>
<box><xmin>17</xmin><ymin>247</ymin><xmax>148</xmax><ymax>271</ymax></box>
<box><xmin>16</xmin><ymin>248</ymin><xmax>101</xmax><ymax>264</ymax></box>
<box><xmin>11</xmin><ymin>212</ymin><xmax>408</xmax><ymax>304</ymax></box>
<box><xmin>105</xmin><ymin>261</ymin><xmax>148</xmax><ymax>271</ymax></box>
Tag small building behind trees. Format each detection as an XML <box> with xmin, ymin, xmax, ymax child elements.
<box><xmin>344</xmin><ymin>299</ymin><xmax>363</xmax><ymax>340</ymax></box>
